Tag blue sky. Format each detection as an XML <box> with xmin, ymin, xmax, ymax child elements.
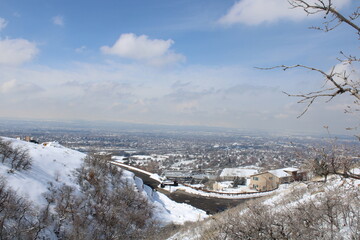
<box><xmin>0</xmin><ymin>0</ymin><xmax>358</xmax><ymax>134</ymax></box>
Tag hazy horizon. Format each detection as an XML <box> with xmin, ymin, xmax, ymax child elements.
<box><xmin>0</xmin><ymin>117</ymin><xmax>356</xmax><ymax>139</ymax></box>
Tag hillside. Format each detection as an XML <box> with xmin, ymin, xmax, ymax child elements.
<box><xmin>2</xmin><ymin>136</ymin><xmax>359</xmax><ymax>240</ymax></box>
<box><xmin>167</xmin><ymin>175</ymin><xmax>360</xmax><ymax>240</ymax></box>
<box><xmin>0</xmin><ymin>137</ymin><xmax>207</xmax><ymax>239</ymax></box>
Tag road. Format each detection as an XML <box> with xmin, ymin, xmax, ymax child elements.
<box><xmin>157</xmin><ymin>188</ymin><xmax>251</xmax><ymax>214</ymax></box>
<box><xmin>110</xmin><ymin>161</ymin><xmax>161</xmax><ymax>189</ymax></box>
<box><xmin>111</xmin><ymin>162</ymin><xmax>260</xmax><ymax>214</ymax></box>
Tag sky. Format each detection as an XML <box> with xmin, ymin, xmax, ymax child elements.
<box><xmin>0</xmin><ymin>0</ymin><xmax>358</xmax><ymax>134</ymax></box>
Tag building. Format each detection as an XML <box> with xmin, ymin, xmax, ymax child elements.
<box><xmin>163</xmin><ymin>170</ymin><xmax>216</xmax><ymax>184</ymax></box>
<box><xmin>269</xmin><ymin>167</ymin><xmax>299</xmax><ymax>184</ymax></box>
<box><xmin>163</xmin><ymin>170</ymin><xmax>192</xmax><ymax>183</ymax></box>
<box><xmin>191</xmin><ymin>173</ymin><xmax>216</xmax><ymax>184</ymax></box>
<box><xmin>250</xmin><ymin>167</ymin><xmax>302</xmax><ymax>191</ymax></box>
<box><xmin>219</xmin><ymin>168</ymin><xmax>258</xmax><ymax>182</ymax></box>
<box><xmin>250</xmin><ymin>172</ymin><xmax>279</xmax><ymax>191</ymax></box>
<box><xmin>23</xmin><ymin>136</ymin><xmax>39</xmax><ymax>144</ymax></box>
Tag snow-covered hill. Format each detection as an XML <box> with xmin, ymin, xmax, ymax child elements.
<box><xmin>168</xmin><ymin>175</ymin><xmax>360</xmax><ymax>240</ymax></box>
<box><xmin>0</xmin><ymin>137</ymin><xmax>207</xmax><ymax>225</ymax></box>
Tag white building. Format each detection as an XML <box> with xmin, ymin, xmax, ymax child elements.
<box><xmin>219</xmin><ymin>168</ymin><xmax>259</xmax><ymax>181</ymax></box>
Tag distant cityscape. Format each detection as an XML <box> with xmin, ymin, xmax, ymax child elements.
<box><xmin>1</xmin><ymin>119</ymin><xmax>358</xmax><ymax>182</ymax></box>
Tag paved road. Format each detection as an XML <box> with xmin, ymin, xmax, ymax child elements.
<box><xmin>157</xmin><ymin>188</ymin><xmax>250</xmax><ymax>214</ymax></box>
<box><xmin>111</xmin><ymin>162</ymin><xmax>161</xmax><ymax>189</ymax></box>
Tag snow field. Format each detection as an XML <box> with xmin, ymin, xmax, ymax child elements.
<box><xmin>0</xmin><ymin>137</ymin><xmax>207</xmax><ymax>225</ymax></box>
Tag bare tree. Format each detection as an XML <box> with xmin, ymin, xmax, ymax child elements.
<box><xmin>201</xmin><ymin>181</ymin><xmax>360</xmax><ymax>240</ymax></box>
<box><xmin>0</xmin><ymin>139</ymin><xmax>13</xmax><ymax>163</ymax></box>
<box><xmin>0</xmin><ymin>176</ymin><xmax>48</xmax><ymax>239</ymax></box>
<box><xmin>261</xmin><ymin>1</ymin><xmax>359</xmax><ymax>117</ymax></box>
<box><xmin>309</xmin><ymin>144</ymin><xmax>360</xmax><ymax>181</ymax></box>
<box><xmin>0</xmin><ymin>138</ymin><xmax>32</xmax><ymax>171</ymax></box>
<box><xmin>260</xmin><ymin>1</ymin><xmax>360</xmax><ymax>180</ymax></box>
<box><xmin>48</xmin><ymin>153</ymin><xmax>158</xmax><ymax>239</ymax></box>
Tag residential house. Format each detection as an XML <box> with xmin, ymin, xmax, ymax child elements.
<box><xmin>250</xmin><ymin>167</ymin><xmax>302</xmax><ymax>191</ymax></box>
<box><xmin>250</xmin><ymin>172</ymin><xmax>279</xmax><ymax>191</ymax></box>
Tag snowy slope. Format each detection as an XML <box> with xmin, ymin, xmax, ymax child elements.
<box><xmin>0</xmin><ymin>137</ymin><xmax>85</xmax><ymax>205</ymax></box>
<box><xmin>0</xmin><ymin>137</ymin><xmax>207</xmax><ymax>225</ymax></box>
<box><xmin>168</xmin><ymin>175</ymin><xmax>360</xmax><ymax>239</ymax></box>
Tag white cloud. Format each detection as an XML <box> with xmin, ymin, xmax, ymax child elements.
<box><xmin>101</xmin><ymin>33</ymin><xmax>185</xmax><ymax>65</ymax></box>
<box><xmin>333</xmin><ymin>61</ymin><xmax>360</xmax><ymax>83</ymax></box>
<box><xmin>0</xmin><ymin>18</ymin><xmax>8</xmax><ymax>31</ymax></box>
<box><xmin>274</xmin><ymin>113</ymin><xmax>289</xmax><ymax>119</ymax></box>
<box><xmin>147</xmin><ymin>51</ymin><xmax>185</xmax><ymax>67</ymax></box>
<box><xmin>0</xmin><ymin>79</ymin><xmax>42</xmax><ymax>94</ymax></box>
<box><xmin>0</xmin><ymin>61</ymin><xmax>355</xmax><ymax>134</ymax></box>
<box><xmin>219</xmin><ymin>0</ymin><xmax>351</xmax><ymax>26</ymax></box>
<box><xmin>0</xmin><ymin>79</ymin><xmax>16</xmax><ymax>93</ymax></box>
<box><xmin>75</xmin><ymin>45</ymin><xmax>87</xmax><ymax>53</ymax></box>
<box><xmin>319</xmin><ymin>61</ymin><xmax>360</xmax><ymax>92</ymax></box>
<box><xmin>0</xmin><ymin>38</ymin><xmax>38</xmax><ymax>65</ymax></box>
<box><xmin>52</xmin><ymin>15</ymin><xmax>64</xmax><ymax>26</ymax></box>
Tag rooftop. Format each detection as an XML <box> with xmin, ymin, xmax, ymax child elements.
<box><xmin>220</xmin><ymin>168</ymin><xmax>258</xmax><ymax>178</ymax></box>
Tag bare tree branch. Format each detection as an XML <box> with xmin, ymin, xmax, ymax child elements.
<box><xmin>257</xmin><ymin>63</ymin><xmax>360</xmax><ymax>118</ymax></box>
<box><xmin>289</xmin><ymin>0</ymin><xmax>360</xmax><ymax>35</ymax></box>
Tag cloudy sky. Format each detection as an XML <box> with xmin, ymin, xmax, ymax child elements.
<box><xmin>0</xmin><ymin>0</ymin><xmax>358</xmax><ymax>134</ymax></box>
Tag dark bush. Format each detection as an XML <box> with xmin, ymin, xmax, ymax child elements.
<box><xmin>0</xmin><ymin>138</ymin><xmax>32</xmax><ymax>171</ymax></box>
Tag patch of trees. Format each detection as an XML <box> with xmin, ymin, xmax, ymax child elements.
<box><xmin>232</xmin><ymin>177</ymin><xmax>246</xmax><ymax>187</ymax></box>
<box><xmin>45</xmin><ymin>153</ymin><xmax>158</xmax><ymax>239</ymax></box>
<box><xmin>0</xmin><ymin>152</ymin><xmax>158</xmax><ymax>239</ymax></box>
<box><xmin>202</xmin><ymin>182</ymin><xmax>360</xmax><ymax>240</ymax></box>
<box><xmin>0</xmin><ymin>177</ymin><xmax>49</xmax><ymax>239</ymax></box>
<box><xmin>0</xmin><ymin>138</ymin><xmax>32</xmax><ymax>171</ymax></box>
<box><xmin>305</xmin><ymin>143</ymin><xmax>360</xmax><ymax>181</ymax></box>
